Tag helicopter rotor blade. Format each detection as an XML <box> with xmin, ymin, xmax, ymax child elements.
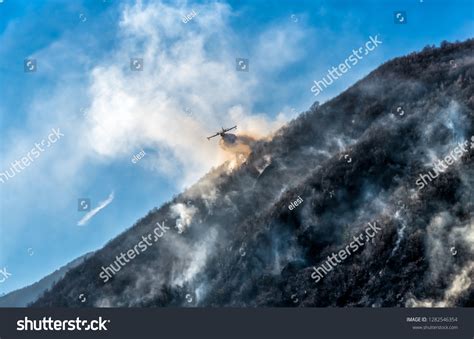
<box><xmin>223</xmin><ymin>126</ymin><xmax>237</xmax><ymax>133</ymax></box>
<box><xmin>207</xmin><ymin>133</ymin><xmax>219</xmax><ymax>140</ymax></box>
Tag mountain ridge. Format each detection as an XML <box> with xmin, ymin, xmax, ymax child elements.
<box><xmin>0</xmin><ymin>252</ymin><xmax>94</xmax><ymax>307</ymax></box>
<box><xmin>32</xmin><ymin>38</ymin><xmax>474</xmax><ymax>307</ymax></box>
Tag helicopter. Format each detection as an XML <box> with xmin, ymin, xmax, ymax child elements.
<box><xmin>207</xmin><ymin>126</ymin><xmax>237</xmax><ymax>140</ymax></box>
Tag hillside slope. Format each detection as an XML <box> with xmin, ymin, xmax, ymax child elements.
<box><xmin>0</xmin><ymin>252</ymin><xmax>94</xmax><ymax>307</ymax></box>
<box><xmin>33</xmin><ymin>39</ymin><xmax>474</xmax><ymax>307</ymax></box>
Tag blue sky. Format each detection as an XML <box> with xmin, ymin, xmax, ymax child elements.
<box><xmin>0</xmin><ymin>0</ymin><xmax>472</xmax><ymax>294</ymax></box>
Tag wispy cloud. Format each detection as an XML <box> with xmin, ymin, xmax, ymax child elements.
<box><xmin>77</xmin><ymin>191</ymin><xmax>115</xmax><ymax>226</ymax></box>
